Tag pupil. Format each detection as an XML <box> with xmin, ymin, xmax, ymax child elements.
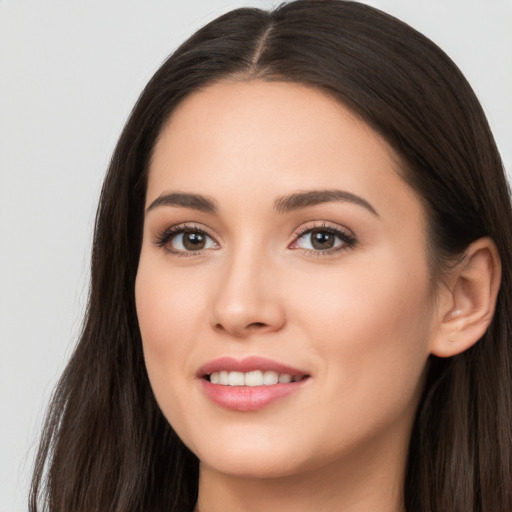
<box><xmin>312</xmin><ymin>230</ymin><xmax>334</xmax><ymax>250</ymax></box>
<box><xmin>183</xmin><ymin>231</ymin><xmax>205</xmax><ymax>250</ymax></box>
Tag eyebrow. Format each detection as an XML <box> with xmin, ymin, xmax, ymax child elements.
<box><xmin>274</xmin><ymin>189</ymin><xmax>379</xmax><ymax>216</ymax></box>
<box><xmin>146</xmin><ymin>189</ymin><xmax>378</xmax><ymax>217</ymax></box>
<box><xmin>146</xmin><ymin>192</ymin><xmax>218</xmax><ymax>214</ymax></box>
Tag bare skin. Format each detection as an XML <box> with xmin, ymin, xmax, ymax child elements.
<box><xmin>135</xmin><ymin>80</ymin><xmax>500</xmax><ymax>512</ymax></box>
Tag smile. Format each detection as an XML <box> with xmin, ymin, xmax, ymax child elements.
<box><xmin>198</xmin><ymin>357</ymin><xmax>311</xmax><ymax>411</ymax></box>
<box><xmin>208</xmin><ymin>370</ymin><xmax>305</xmax><ymax>386</ymax></box>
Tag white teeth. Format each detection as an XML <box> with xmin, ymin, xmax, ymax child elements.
<box><xmin>228</xmin><ymin>371</ymin><xmax>244</xmax><ymax>386</ymax></box>
<box><xmin>209</xmin><ymin>370</ymin><xmax>300</xmax><ymax>386</ymax></box>
<box><xmin>245</xmin><ymin>370</ymin><xmax>263</xmax><ymax>386</ymax></box>
<box><xmin>263</xmin><ymin>370</ymin><xmax>279</xmax><ymax>385</ymax></box>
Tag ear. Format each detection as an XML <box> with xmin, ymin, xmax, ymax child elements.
<box><xmin>430</xmin><ymin>237</ymin><xmax>501</xmax><ymax>358</ymax></box>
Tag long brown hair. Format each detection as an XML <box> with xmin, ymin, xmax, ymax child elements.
<box><xmin>30</xmin><ymin>1</ymin><xmax>512</xmax><ymax>511</ymax></box>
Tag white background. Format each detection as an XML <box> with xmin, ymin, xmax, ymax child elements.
<box><xmin>1</xmin><ymin>1</ymin><xmax>511</xmax><ymax>510</ymax></box>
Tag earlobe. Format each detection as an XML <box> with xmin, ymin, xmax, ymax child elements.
<box><xmin>430</xmin><ymin>237</ymin><xmax>501</xmax><ymax>358</ymax></box>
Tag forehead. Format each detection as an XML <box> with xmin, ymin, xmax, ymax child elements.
<box><xmin>147</xmin><ymin>80</ymin><xmax>423</xmax><ymax>227</ymax></box>
<box><xmin>152</xmin><ymin>80</ymin><xmax>395</xmax><ymax>175</ymax></box>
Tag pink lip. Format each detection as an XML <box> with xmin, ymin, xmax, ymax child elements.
<box><xmin>197</xmin><ymin>356</ymin><xmax>308</xmax><ymax>377</ymax></box>
<box><xmin>197</xmin><ymin>356</ymin><xmax>310</xmax><ymax>412</ymax></box>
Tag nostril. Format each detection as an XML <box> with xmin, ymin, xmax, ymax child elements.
<box><xmin>213</xmin><ymin>321</ymin><xmax>268</xmax><ymax>336</ymax></box>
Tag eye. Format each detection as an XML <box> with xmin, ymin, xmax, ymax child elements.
<box><xmin>290</xmin><ymin>224</ymin><xmax>356</xmax><ymax>255</ymax></box>
<box><xmin>156</xmin><ymin>225</ymin><xmax>219</xmax><ymax>255</ymax></box>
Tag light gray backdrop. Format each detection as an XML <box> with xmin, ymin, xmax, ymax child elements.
<box><xmin>1</xmin><ymin>1</ymin><xmax>511</xmax><ymax>510</ymax></box>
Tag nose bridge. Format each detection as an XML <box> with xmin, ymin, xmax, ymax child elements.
<box><xmin>211</xmin><ymin>238</ymin><xmax>285</xmax><ymax>336</ymax></box>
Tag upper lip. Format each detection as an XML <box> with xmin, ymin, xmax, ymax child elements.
<box><xmin>197</xmin><ymin>356</ymin><xmax>309</xmax><ymax>378</ymax></box>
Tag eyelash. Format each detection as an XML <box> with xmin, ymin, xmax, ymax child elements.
<box><xmin>155</xmin><ymin>223</ymin><xmax>219</xmax><ymax>257</ymax></box>
<box><xmin>292</xmin><ymin>222</ymin><xmax>357</xmax><ymax>256</ymax></box>
<box><xmin>154</xmin><ymin>222</ymin><xmax>357</xmax><ymax>258</ymax></box>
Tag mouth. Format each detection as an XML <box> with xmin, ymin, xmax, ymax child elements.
<box><xmin>197</xmin><ymin>357</ymin><xmax>311</xmax><ymax>411</ymax></box>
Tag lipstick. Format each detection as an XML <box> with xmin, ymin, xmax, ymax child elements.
<box><xmin>197</xmin><ymin>356</ymin><xmax>310</xmax><ymax>412</ymax></box>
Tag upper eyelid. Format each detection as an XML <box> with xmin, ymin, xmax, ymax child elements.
<box><xmin>293</xmin><ymin>224</ymin><xmax>356</xmax><ymax>242</ymax></box>
<box><xmin>154</xmin><ymin>223</ymin><xmax>219</xmax><ymax>245</ymax></box>
<box><xmin>292</xmin><ymin>220</ymin><xmax>355</xmax><ymax>238</ymax></box>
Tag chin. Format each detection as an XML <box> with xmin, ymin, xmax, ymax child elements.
<box><xmin>185</xmin><ymin>427</ymin><xmax>314</xmax><ymax>479</ymax></box>
<box><xmin>201</xmin><ymin>451</ymin><xmax>307</xmax><ymax>479</ymax></box>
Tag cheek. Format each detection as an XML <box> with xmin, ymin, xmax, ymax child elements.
<box><xmin>134</xmin><ymin>254</ymin><xmax>210</xmax><ymax>391</ymax></box>
<box><xmin>135</xmin><ymin>255</ymin><xmax>214</xmax><ymax>441</ymax></box>
<box><xmin>281</xmin><ymin>258</ymin><xmax>432</xmax><ymax>458</ymax></box>
<box><xmin>289</xmin><ymin>249</ymin><xmax>433</xmax><ymax>403</ymax></box>
<box><xmin>294</xmin><ymin>256</ymin><xmax>430</xmax><ymax>333</ymax></box>
<box><xmin>136</xmin><ymin>257</ymin><xmax>202</xmax><ymax>343</ymax></box>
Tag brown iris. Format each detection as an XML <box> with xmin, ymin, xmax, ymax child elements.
<box><xmin>182</xmin><ymin>231</ymin><xmax>206</xmax><ymax>250</ymax></box>
<box><xmin>310</xmin><ymin>230</ymin><xmax>335</xmax><ymax>250</ymax></box>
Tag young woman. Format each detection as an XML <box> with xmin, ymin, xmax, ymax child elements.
<box><xmin>30</xmin><ymin>1</ymin><xmax>512</xmax><ymax>511</ymax></box>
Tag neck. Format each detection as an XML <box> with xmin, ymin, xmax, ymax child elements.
<box><xmin>194</xmin><ymin>432</ymin><xmax>408</xmax><ymax>512</ymax></box>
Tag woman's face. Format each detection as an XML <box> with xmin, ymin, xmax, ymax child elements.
<box><xmin>136</xmin><ymin>80</ymin><xmax>441</xmax><ymax>479</ymax></box>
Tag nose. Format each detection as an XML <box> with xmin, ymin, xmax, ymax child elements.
<box><xmin>210</xmin><ymin>248</ymin><xmax>286</xmax><ymax>338</ymax></box>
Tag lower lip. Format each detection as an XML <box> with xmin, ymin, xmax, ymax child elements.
<box><xmin>200</xmin><ymin>379</ymin><xmax>308</xmax><ymax>412</ymax></box>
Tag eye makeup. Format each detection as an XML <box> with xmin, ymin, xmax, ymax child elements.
<box><xmin>153</xmin><ymin>220</ymin><xmax>357</xmax><ymax>258</ymax></box>
<box><xmin>290</xmin><ymin>221</ymin><xmax>357</xmax><ymax>257</ymax></box>
<box><xmin>154</xmin><ymin>223</ymin><xmax>220</xmax><ymax>257</ymax></box>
